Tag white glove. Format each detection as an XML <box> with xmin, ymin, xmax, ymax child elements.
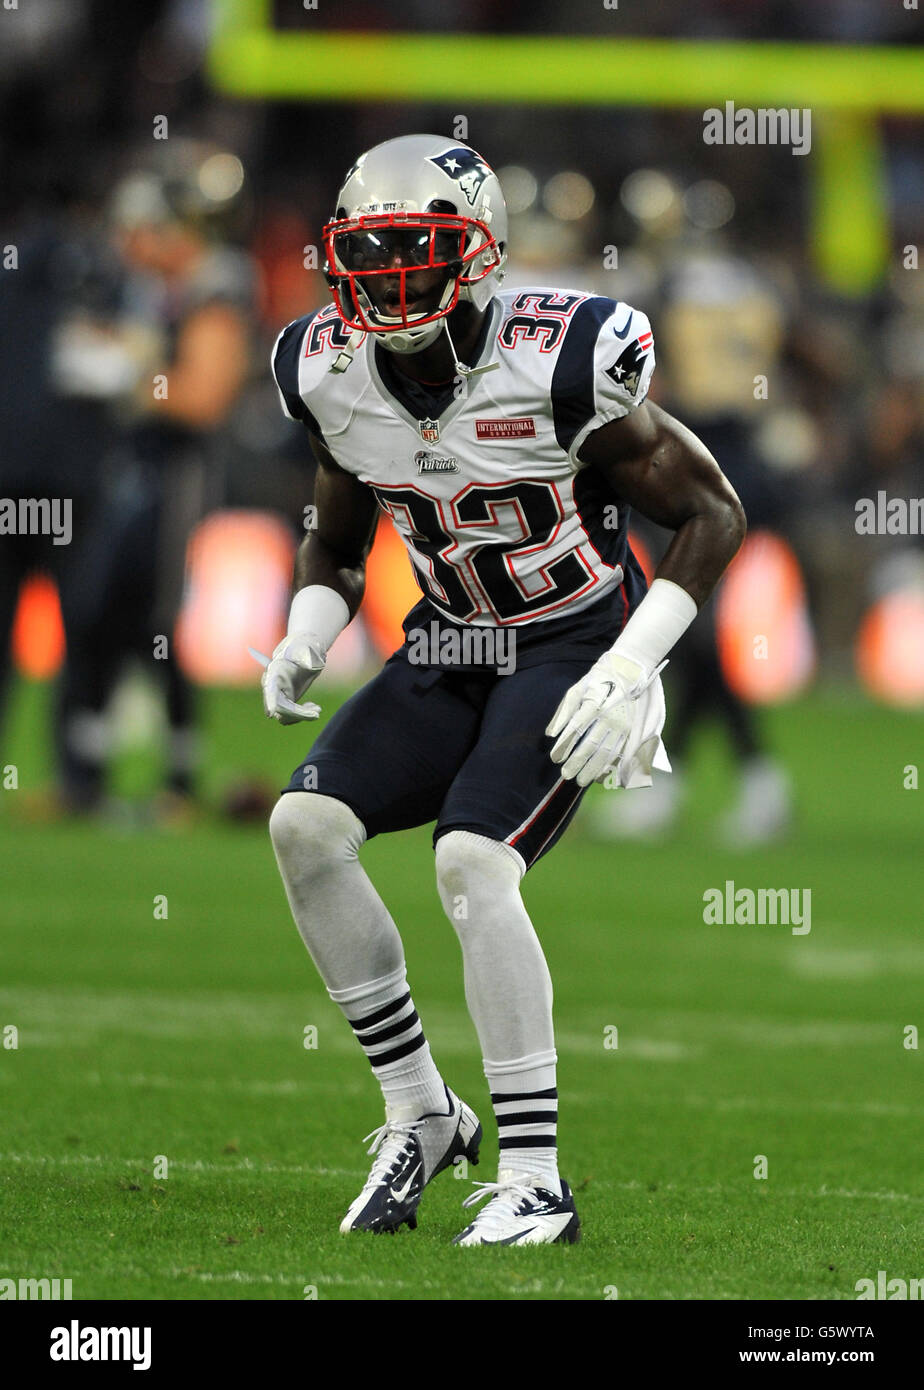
<box><xmin>249</xmin><ymin>584</ymin><xmax>350</xmax><ymax>724</ymax></box>
<box><xmin>257</xmin><ymin>634</ymin><xmax>326</xmax><ymax>724</ymax></box>
<box><xmin>547</xmin><ymin>578</ymin><xmax>698</xmax><ymax>787</ymax></box>
<box><xmin>546</xmin><ymin>652</ymin><xmax>665</xmax><ymax>787</ymax></box>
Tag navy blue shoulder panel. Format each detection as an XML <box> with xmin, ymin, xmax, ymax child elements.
<box><xmin>550</xmin><ymin>296</ymin><xmax>617</xmax><ymax>454</ymax></box>
<box><xmin>272</xmin><ymin>314</ymin><xmax>322</xmax><ymax>436</ymax></box>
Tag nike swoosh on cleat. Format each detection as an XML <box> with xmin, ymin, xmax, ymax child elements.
<box><xmin>494</xmin><ymin>1226</ymin><xmax>538</xmax><ymax>1245</ymax></box>
<box><xmin>391</xmin><ymin>1164</ymin><xmax>421</xmax><ymax>1204</ymax></box>
<box><xmin>613</xmin><ymin>311</ymin><xmax>634</xmax><ymax>339</ymax></box>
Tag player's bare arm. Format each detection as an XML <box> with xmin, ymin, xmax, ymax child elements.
<box><xmin>547</xmin><ymin>405</ymin><xmax>746</xmax><ymax>787</ymax></box>
<box><xmin>292</xmin><ymin>433</ymin><xmax>379</xmax><ymax>616</ymax></box>
<box><xmin>259</xmin><ymin>435</ymin><xmax>377</xmax><ymax>724</ymax></box>
<box><xmin>578</xmin><ymin>400</ymin><xmax>746</xmax><ymax>607</ymax></box>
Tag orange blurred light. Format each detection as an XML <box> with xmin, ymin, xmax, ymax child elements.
<box><xmin>175</xmin><ymin>510</ymin><xmax>295</xmax><ymax>684</ymax></box>
<box><xmin>715</xmin><ymin>531</ymin><xmax>816</xmax><ymax>704</ymax></box>
<box><xmin>362</xmin><ymin>516</ymin><xmax>421</xmax><ymax>657</ymax></box>
<box><xmin>856</xmin><ymin>590</ymin><xmax>924</xmax><ymax>708</ymax></box>
<box><xmin>628</xmin><ymin>529</ymin><xmax>654</xmax><ymax>587</ymax></box>
<box><xmin>12</xmin><ymin>573</ymin><xmax>66</xmax><ymax>679</ymax></box>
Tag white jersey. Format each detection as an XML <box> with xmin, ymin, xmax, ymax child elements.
<box><xmin>272</xmin><ymin>288</ymin><xmax>655</xmax><ymax>629</ymax></box>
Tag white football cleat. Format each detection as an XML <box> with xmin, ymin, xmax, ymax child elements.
<box><xmin>452</xmin><ymin>1172</ymin><xmax>581</xmax><ymax>1246</ymax></box>
<box><xmin>339</xmin><ymin>1085</ymin><xmax>481</xmax><ymax>1234</ymax></box>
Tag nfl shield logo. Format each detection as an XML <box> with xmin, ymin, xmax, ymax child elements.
<box><xmin>419</xmin><ymin>418</ymin><xmax>440</xmax><ymax>444</ymax></box>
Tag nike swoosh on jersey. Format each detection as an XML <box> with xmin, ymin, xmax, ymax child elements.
<box><xmin>613</xmin><ymin>312</ymin><xmax>634</xmax><ymax>339</ymax></box>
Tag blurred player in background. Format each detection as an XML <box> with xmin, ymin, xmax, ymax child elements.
<box><xmin>0</xmin><ymin>206</ymin><xmax>126</xmax><ymax>805</ymax></box>
<box><xmin>56</xmin><ymin>144</ymin><xmax>255</xmax><ymax>818</ymax></box>
<box><xmin>261</xmin><ymin>135</ymin><xmax>746</xmax><ymax>1245</ymax></box>
<box><xmin>589</xmin><ymin>241</ymin><xmax>795</xmax><ymax>845</ymax></box>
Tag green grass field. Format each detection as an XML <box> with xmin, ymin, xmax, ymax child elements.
<box><xmin>1</xmin><ymin>676</ymin><xmax>922</xmax><ymax>1300</ymax></box>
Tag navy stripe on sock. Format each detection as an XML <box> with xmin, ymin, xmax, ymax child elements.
<box><xmin>349</xmin><ymin>990</ymin><xmax>412</xmax><ymax>1032</ymax></box>
<box><xmin>490</xmin><ymin>1087</ymin><xmax>558</xmax><ymax>1103</ymax></box>
<box><xmin>492</xmin><ymin>1109</ymin><xmax>558</xmax><ymax>1127</ymax></box>
<box><xmin>368</xmin><ymin>1034</ymin><xmax>427</xmax><ymax>1069</ymax></box>
<box><xmin>353</xmin><ymin>1010</ymin><xmax>419</xmax><ymax>1046</ymax></box>
<box><xmin>498</xmin><ymin>1134</ymin><xmax>557</xmax><ymax>1149</ymax></box>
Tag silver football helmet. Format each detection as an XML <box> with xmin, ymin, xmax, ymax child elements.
<box><xmin>323</xmin><ymin>133</ymin><xmax>507</xmax><ymax>355</ymax></box>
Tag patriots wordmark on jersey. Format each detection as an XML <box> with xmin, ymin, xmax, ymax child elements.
<box><xmin>272</xmin><ymin>289</ymin><xmax>656</xmax><ymax>630</ymax></box>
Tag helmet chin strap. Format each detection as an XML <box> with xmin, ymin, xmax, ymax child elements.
<box><xmin>330</xmin><ymin>328</ymin><xmax>365</xmax><ymax>374</ymax></box>
<box><xmin>441</xmin><ymin>315</ymin><xmax>498</xmax><ymax>381</ymax></box>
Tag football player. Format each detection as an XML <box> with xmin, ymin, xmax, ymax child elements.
<box><xmin>263</xmin><ymin>135</ymin><xmax>745</xmax><ymax>1246</ymax></box>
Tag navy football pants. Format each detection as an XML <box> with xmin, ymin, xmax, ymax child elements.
<box><xmin>282</xmin><ymin>654</ymin><xmax>593</xmax><ymax>870</ymax></box>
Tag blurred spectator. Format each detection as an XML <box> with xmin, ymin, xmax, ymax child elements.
<box><xmin>0</xmin><ymin>210</ymin><xmax>127</xmax><ymax>799</ymax></box>
<box><xmin>588</xmin><ymin>239</ymin><xmax>798</xmax><ymax>844</ymax></box>
<box><xmin>54</xmin><ymin>142</ymin><xmax>256</xmax><ymax>817</ymax></box>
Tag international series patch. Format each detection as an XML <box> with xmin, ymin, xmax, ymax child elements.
<box><xmin>475</xmin><ymin>418</ymin><xmax>537</xmax><ymax>440</ymax></box>
<box><xmin>418</xmin><ymin>418</ymin><xmax>441</xmax><ymax>444</ymax></box>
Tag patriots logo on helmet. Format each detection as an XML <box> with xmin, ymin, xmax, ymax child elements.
<box><xmin>605</xmin><ymin>339</ymin><xmax>649</xmax><ymax>398</ymax></box>
<box><xmin>428</xmin><ymin>147</ymin><xmax>491</xmax><ymax>206</ymax></box>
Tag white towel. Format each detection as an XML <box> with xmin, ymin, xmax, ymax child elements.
<box><xmin>601</xmin><ymin>669</ymin><xmax>672</xmax><ymax>790</ymax></box>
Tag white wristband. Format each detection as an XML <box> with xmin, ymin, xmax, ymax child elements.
<box><xmin>611</xmin><ymin>577</ymin><xmax>698</xmax><ymax>676</ymax></box>
<box><xmin>288</xmin><ymin>585</ymin><xmax>351</xmax><ymax>654</ymax></box>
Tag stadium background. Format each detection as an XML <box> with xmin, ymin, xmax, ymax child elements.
<box><xmin>1</xmin><ymin>0</ymin><xmax>922</xmax><ymax>1302</ymax></box>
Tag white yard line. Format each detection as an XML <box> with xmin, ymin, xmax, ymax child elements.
<box><xmin>165</xmin><ymin>1269</ymin><xmax>415</xmax><ymax>1290</ymax></box>
<box><xmin>676</xmin><ymin>1094</ymin><xmax>920</xmax><ymax>1118</ymax></box>
<box><xmin>78</xmin><ymin>1071</ymin><xmax>366</xmax><ymax>1097</ymax></box>
<box><xmin>3</xmin><ymin>1152</ymin><xmax>921</xmax><ymax>1203</ymax></box>
<box><xmin>0</xmin><ymin>1152</ymin><xmax>364</xmax><ymax>1178</ymax></box>
<box><xmin>0</xmin><ymin>986</ymin><xmax>902</xmax><ymax>1054</ymax></box>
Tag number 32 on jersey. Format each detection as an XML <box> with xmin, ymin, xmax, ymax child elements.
<box><xmin>374</xmin><ymin>480</ymin><xmax>602</xmax><ymax>624</ymax></box>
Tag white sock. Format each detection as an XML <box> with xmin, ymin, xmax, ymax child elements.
<box><xmin>328</xmin><ymin>966</ymin><xmax>448</xmax><ymax>1121</ymax></box>
<box><xmin>270</xmin><ymin>793</ymin><xmax>446</xmax><ymax>1121</ymax></box>
<box><xmin>485</xmin><ymin>1052</ymin><xmax>561</xmax><ymax>1196</ymax></box>
<box><xmin>435</xmin><ymin>830</ymin><xmax>561</xmax><ymax>1195</ymax></box>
